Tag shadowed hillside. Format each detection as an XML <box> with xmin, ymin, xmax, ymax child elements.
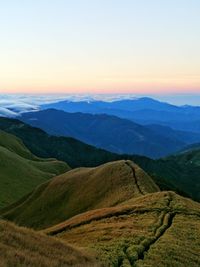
<box><xmin>45</xmin><ymin>191</ymin><xmax>200</xmax><ymax>267</ymax></box>
<box><xmin>0</xmin><ymin>160</ymin><xmax>159</xmax><ymax>230</ymax></box>
<box><xmin>0</xmin><ymin>220</ymin><xmax>98</xmax><ymax>267</ymax></box>
<box><xmin>170</xmin><ymin>144</ymin><xmax>200</xmax><ymax>166</ymax></box>
<box><xmin>0</xmin><ymin>117</ymin><xmax>199</xmax><ymax>202</ymax></box>
<box><xmin>0</xmin><ymin>130</ymin><xmax>70</xmax><ymax>208</ymax></box>
<box><xmin>20</xmin><ymin>109</ymin><xmax>190</xmax><ymax>158</ymax></box>
<box><xmin>0</xmin><ymin>116</ymin><xmax>124</xmax><ymax>168</ymax></box>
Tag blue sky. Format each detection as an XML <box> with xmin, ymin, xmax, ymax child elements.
<box><xmin>0</xmin><ymin>0</ymin><xmax>200</xmax><ymax>94</ymax></box>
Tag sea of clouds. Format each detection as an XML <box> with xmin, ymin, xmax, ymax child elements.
<box><xmin>0</xmin><ymin>94</ymin><xmax>137</xmax><ymax>117</ymax></box>
<box><xmin>0</xmin><ymin>93</ymin><xmax>200</xmax><ymax>117</ymax></box>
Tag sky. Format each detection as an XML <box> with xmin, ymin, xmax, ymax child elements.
<box><xmin>0</xmin><ymin>0</ymin><xmax>200</xmax><ymax>94</ymax></box>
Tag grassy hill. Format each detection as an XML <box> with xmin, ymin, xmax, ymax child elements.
<box><xmin>0</xmin><ymin>147</ymin><xmax>199</xmax><ymax>267</ymax></box>
<box><xmin>170</xmin><ymin>144</ymin><xmax>200</xmax><ymax>166</ymax></box>
<box><xmin>0</xmin><ymin>220</ymin><xmax>98</xmax><ymax>267</ymax></box>
<box><xmin>0</xmin><ymin>160</ymin><xmax>159</xmax><ymax>230</ymax></box>
<box><xmin>0</xmin><ymin>130</ymin><xmax>70</xmax><ymax>208</ymax></box>
<box><xmin>45</xmin><ymin>191</ymin><xmax>200</xmax><ymax>267</ymax></box>
<box><xmin>0</xmin><ymin>117</ymin><xmax>199</xmax><ymax>202</ymax></box>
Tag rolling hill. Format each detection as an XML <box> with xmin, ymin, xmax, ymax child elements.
<box><xmin>0</xmin><ymin>141</ymin><xmax>200</xmax><ymax>266</ymax></box>
<box><xmin>0</xmin><ymin>130</ymin><xmax>70</xmax><ymax>208</ymax></box>
<box><xmin>167</xmin><ymin>145</ymin><xmax>200</xmax><ymax>167</ymax></box>
<box><xmin>19</xmin><ymin>109</ymin><xmax>197</xmax><ymax>158</ymax></box>
<box><xmin>0</xmin><ymin>160</ymin><xmax>159</xmax><ymax>230</ymax></box>
<box><xmin>45</xmin><ymin>191</ymin><xmax>200</xmax><ymax>267</ymax></box>
<box><xmin>0</xmin><ymin>219</ymin><xmax>97</xmax><ymax>267</ymax></box>
<box><xmin>0</xmin><ymin>117</ymin><xmax>199</xmax><ymax>202</ymax></box>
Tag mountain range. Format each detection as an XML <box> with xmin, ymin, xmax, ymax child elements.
<box><xmin>41</xmin><ymin>97</ymin><xmax>200</xmax><ymax>132</ymax></box>
<box><xmin>19</xmin><ymin>109</ymin><xmax>200</xmax><ymax>159</ymax></box>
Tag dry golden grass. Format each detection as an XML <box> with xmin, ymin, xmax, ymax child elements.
<box><xmin>1</xmin><ymin>160</ymin><xmax>159</xmax><ymax>230</ymax></box>
<box><xmin>0</xmin><ymin>219</ymin><xmax>100</xmax><ymax>267</ymax></box>
<box><xmin>135</xmin><ymin>214</ymin><xmax>200</xmax><ymax>267</ymax></box>
<box><xmin>45</xmin><ymin>192</ymin><xmax>200</xmax><ymax>267</ymax></box>
<box><xmin>1</xmin><ymin>155</ymin><xmax>199</xmax><ymax>266</ymax></box>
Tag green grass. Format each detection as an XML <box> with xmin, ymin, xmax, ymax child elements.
<box><xmin>0</xmin><ymin>130</ymin><xmax>70</xmax><ymax>208</ymax></box>
<box><xmin>170</xmin><ymin>146</ymin><xmax>200</xmax><ymax>166</ymax></box>
<box><xmin>0</xmin><ymin>160</ymin><xmax>159</xmax><ymax>230</ymax></box>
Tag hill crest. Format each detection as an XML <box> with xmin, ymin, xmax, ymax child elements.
<box><xmin>1</xmin><ymin>160</ymin><xmax>159</xmax><ymax>230</ymax></box>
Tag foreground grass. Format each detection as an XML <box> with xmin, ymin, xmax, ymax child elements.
<box><xmin>136</xmin><ymin>214</ymin><xmax>200</xmax><ymax>267</ymax></box>
<box><xmin>0</xmin><ymin>220</ymin><xmax>99</xmax><ymax>267</ymax></box>
<box><xmin>45</xmin><ymin>192</ymin><xmax>200</xmax><ymax>267</ymax></box>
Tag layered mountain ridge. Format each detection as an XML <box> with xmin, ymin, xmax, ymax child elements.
<box><xmin>20</xmin><ymin>109</ymin><xmax>200</xmax><ymax>158</ymax></box>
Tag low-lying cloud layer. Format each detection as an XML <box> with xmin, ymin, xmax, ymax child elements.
<box><xmin>0</xmin><ymin>93</ymin><xmax>200</xmax><ymax>117</ymax></box>
<box><xmin>0</xmin><ymin>94</ymin><xmax>138</xmax><ymax>117</ymax></box>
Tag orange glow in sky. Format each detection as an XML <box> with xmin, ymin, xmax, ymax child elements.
<box><xmin>0</xmin><ymin>1</ymin><xmax>200</xmax><ymax>94</ymax></box>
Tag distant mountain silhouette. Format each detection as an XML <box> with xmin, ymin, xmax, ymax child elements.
<box><xmin>20</xmin><ymin>109</ymin><xmax>200</xmax><ymax>158</ymax></box>
<box><xmin>41</xmin><ymin>97</ymin><xmax>200</xmax><ymax>132</ymax></box>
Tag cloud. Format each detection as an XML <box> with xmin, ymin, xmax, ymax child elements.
<box><xmin>1</xmin><ymin>93</ymin><xmax>199</xmax><ymax>118</ymax></box>
<box><xmin>0</xmin><ymin>94</ymin><xmax>138</xmax><ymax>117</ymax></box>
<box><xmin>0</xmin><ymin>107</ymin><xmax>18</xmax><ymax>117</ymax></box>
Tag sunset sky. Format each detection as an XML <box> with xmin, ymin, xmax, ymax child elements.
<box><xmin>0</xmin><ymin>0</ymin><xmax>200</xmax><ymax>94</ymax></box>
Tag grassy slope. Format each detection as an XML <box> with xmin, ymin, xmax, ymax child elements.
<box><xmin>0</xmin><ymin>160</ymin><xmax>159</xmax><ymax>230</ymax></box>
<box><xmin>0</xmin><ymin>130</ymin><xmax>70</xmax><ymax>208</ymax></box>
<box><xmin>45</xmin><ymin>191</ymin><xmax>200</xmax><ymax>267</ymax></box>
<box><xmin>170</xmin><ymin>147</ymin><xmax>200</xmax><ymax>166</ymax></box>
<box><xmin>0</xmin><ymin>117</ymin><xmax>199</xmax><ymax>202</ymax></box>
<box><xmin>0</xmin><ymin>220</ymin><xmax>98</xmax><ymax>267</ymax></box>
